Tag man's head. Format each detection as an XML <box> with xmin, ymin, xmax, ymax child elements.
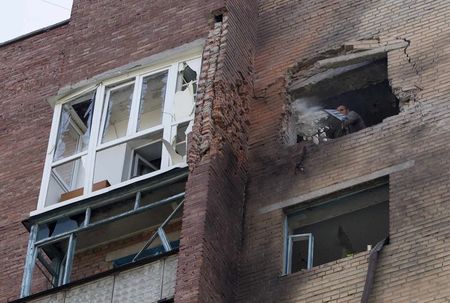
<box><xmin>336</xmin><ymin>105</ymin><xmax>349</xmax><ymax>115</ymax></box>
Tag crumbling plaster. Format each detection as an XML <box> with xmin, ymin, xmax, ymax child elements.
<box><xmin>278</xmin><ymin>38</ymin><xmax>420</xmax><ymax>146</ymax></box>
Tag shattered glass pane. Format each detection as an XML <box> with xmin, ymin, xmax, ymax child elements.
<box><xmin>101</xmin><ymin>82</ymin><xmax>135</xmax><ymax>143</ymax></box>
<box><xmin>137</xmin><ymin>71</ymin><xmax>167</xmax><ymax>131</ymax></box>
<box><xmin>45</xmin><ymin>155</ymin><xmax>88</xmax><ymax>206</ymax></box>
<box><xmin>54</xmin><ymin>93</ymin><xmax>95</xmax><ymax>161</ymax></box>
<box><xmin>174</xmin><ymin>122</ymin><xmax>189</xmax><ymax>157</ymax></box>
<box><xmin>52</xmin><ymin>156</ymin><xmax>86</xmax><ymax>191</ymax></box>
<box><xmin>176</xmin><ymin>60</ymin><xmax>198</xmax><ymax>93</ymax></box>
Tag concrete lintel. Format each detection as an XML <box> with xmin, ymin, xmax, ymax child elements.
<box><xmin>47</xmin><ymin>38</ymin><xmax>205</xmax><ymax>107</ymax></box>
<box><xmin>259</xmin><ymin>160</ymin><xmax>415</xmax><ymax>214</ymax></box>
<box><xmin>289</xmin><ymin>61</ymin><xmax>371</xmax><ymax>92</ymax></box>
<box><xmin>316</xmin><ymin>40</ymin><xmax>408</xmax><ymax>69</ymax></box>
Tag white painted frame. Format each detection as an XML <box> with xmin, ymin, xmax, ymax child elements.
<box><xmin>36</xmin><ymin>55</ymin><xmax>201</xmax><ymax>214</ymax></box>
<box><xmin>286</xmin><ymin>233</ymin><xmax>314</xmax><ymax>273</ymax></box>
<box><xmin>129</xmin><ymin>140</ymin><xmax>162</xmax><ymax>178</ymax></box>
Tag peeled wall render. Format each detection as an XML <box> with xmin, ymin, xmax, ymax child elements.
<box><xmin>1</xmin><ymin>1</ymin><xmax>450</xmax><ymax>303</ymax></box>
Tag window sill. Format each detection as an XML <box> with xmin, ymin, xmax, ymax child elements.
<box><xmin>30</xmin><ymin>163</ymin><xmax>188</xmax><ymax>216</ymax></box>
<box><xmin>280</xmin><ymin>250</ymin><xmax>370</xmax><ymax>279</ymax></box>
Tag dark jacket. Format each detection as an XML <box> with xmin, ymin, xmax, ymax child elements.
<box><xmin>344</xmin><ymin>111</ymin><xmax>366</xmax><ymax>133</ymax></box>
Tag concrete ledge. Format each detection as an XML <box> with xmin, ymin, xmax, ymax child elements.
<box><xmin>259</xmin><ymin>160</ymin><xmax>415</xmax><ymax>214</ymax></box>
<box><xmin>48</xmin><ymin>39</ymin><xmax>205</xmax><ymax>107</ymax></box>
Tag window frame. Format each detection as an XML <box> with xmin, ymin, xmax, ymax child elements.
<box><xmin>37</xmin><ymin>55</ymin><xmax>201</xmax><ymax>213</ymax></box>
<box><xmin>286</xmin><ymin>233</ymin><xmax>314</xmax><ymax>273</ymax></box>
<box><xmin>283</xmin><ymin>180</ymin><xmax>389</xmax><ymax>274</ymax></box>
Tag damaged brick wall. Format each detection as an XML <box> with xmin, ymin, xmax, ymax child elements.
<box><xmin>0</xmin><ymin>0</ymin><xmax>224</xmax><ymax>301</ymax></box>
<box><xmin>175</xmin><ymin>1</ymin><xmax>257</xmax><ymax>302</ymax></box>
<box><xmin>238</xmin><ymin>1</ymin><xmax>450</xmax><ymax>302</ymax></box>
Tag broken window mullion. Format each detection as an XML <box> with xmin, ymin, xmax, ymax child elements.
<box><xmin>133</xmin><ymin>200</ymin><xmax>184</xmax><ymax>262</ymax></box>
<box><xmin>160</xmin><ymin>63</ymin><xmax>178</xmax><ymax>168</ymax></box>
<box><xmin>159</xmin><ymin>199</ymin><xmax>184</xmax><ymax>229</ymax></box>
<box><xmin>84</xmin><ymin>85</ymin><xmax>104</xmax><ymax>196</ymax></box>
<box><xmin>132</xmin><ymin>231</ymin><xmax>160</xmax><ymax>262</ymax></box>
<box><xmin>37</xmin><ymin>103</ymin><xmax>63</xmax><ymax>210</ymax></box>
<box><xmin>127</xmin><ymin>75</ymin><xmax>142</xmax><ymax>137</ymax></box>
<box><xmin>34</xmin><ymin>192</ymin><xmax>185</xmax><ymax>248</ymax></box>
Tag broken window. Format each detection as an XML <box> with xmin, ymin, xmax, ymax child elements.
<box><xmin>22</xmin><ymin>176</ymin><xmax>186</xmax><ymax>297</ymax></box>
<box><xmin>137</xmin><ymin>71</ymin><xmax>168</xmax><ymax>131</ymax></box>
<box><xmin>46</xmin><ymin>93</ymin><xmax>95</xmax><ymax>205</ymax></box>
<box><xmin>41</xmin><ymin>57</ymin><xmax>200</xmax><ymax>209</ymax></box>
<box><xmin>289</xmin><ymin>55</ymin><xmax>400</xmax><ymax>143</ymax></box>
<box><xmin>285</xmin><ymin>179</ymin><xmax>389</xmax><ymax>274</ymax></box>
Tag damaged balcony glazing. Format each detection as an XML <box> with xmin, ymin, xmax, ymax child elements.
<box><xmin>21</xmin><ymin>169</ymin><xmax>187</xmax><ymax>298</ymax></box>
<box><xmin>40</xmin><ymin>57</ymin><xmax>201</xmax><ymax>211</ymax></box>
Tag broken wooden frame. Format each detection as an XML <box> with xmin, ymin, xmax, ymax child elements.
<box><xmin>21</xmin><ymin>168</ymin><xmax>188</xmax><ymax>298</ymax></box>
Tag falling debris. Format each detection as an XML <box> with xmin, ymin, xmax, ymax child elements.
<box><xmin>291</xmin><ymin>98</ymin><xmax>329</xmax><ymax>144</ymax></box>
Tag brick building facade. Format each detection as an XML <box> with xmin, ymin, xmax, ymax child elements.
<box><xmin>1</xmin><ymin>0</ymin><xmax>449</xmax><ymax>302</ymax></box>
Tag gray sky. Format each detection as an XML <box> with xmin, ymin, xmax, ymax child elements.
<box><xmin>0</xmin><ymin>0</ymin><xmax>73</xmax><ymax>43</ymax></box>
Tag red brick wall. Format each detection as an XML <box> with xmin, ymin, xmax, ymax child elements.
<box><xmin>71</xmin><ymin>221</ymin><xmax>181</xmax><ymax>282</ymax></box>
<box><xmin>175</xmin><ymin>1</ymin><xmax>258</xmax><ymax>302</ymax></box>
<box><xmin>0</xmin><ymin>0</ymin><xmax>224</xmax><ymax>301</ymax></box>
<box><xmin>2</xmin><ymin>1</ymin><xmax>450</xmax><ymax>302</ymax></box>
<box><xmin>238</xmin><ymin>1</ymin><xmax>450</xmax><ymax>302</ymax></box>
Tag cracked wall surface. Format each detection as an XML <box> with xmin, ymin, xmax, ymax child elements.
<box><xmin>238</xmin><ymin>1</ymin><xmax>450</xmax><ymax>302</ymax></box>
<box><xmin>0</xmin><ymin>0</ymin><xmax>225</xmax><ymax>301</ymax></box>
<box><xmin>1</xmin><ymin>1</ymin><xmax>450</xmax><ymax>303</ymax></box>
<box><xmin>175</xmin><ymin>1</ymin><xmax>257</xmax><ymax>302</ymax></box>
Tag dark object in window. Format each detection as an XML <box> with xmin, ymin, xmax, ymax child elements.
<box><xmin>214</xmin><ymin>14</ymin><xmax>223</xmax><ymax>23</ymax></box>
<box><xmin>285</xmin><ymin>180</ymin><xmax>389</xmax><ymax>273</ymax></box>
<box><xmin>291</xmin><ymin>58</ymin><xmax>400</xmax><ymax>142</ymax></box>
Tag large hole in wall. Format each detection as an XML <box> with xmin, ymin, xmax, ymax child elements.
<box><xmin>289</xmin><ymin>57</ymin><xmax>400</xmax><ymax>143</ymax></box>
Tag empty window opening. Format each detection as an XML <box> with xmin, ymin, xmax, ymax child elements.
<box><xmin>290</xmin><ymin>57</ymin><xmax>399</xmax><ymax>143</ymax></box>
<box><xmin>214</xmin><ymin>14</ymin><xmax>223</xmax><ymax>23</ymax></box>
<box><xmin>22</xmin><ymin>178</ymin><xmax>186</xmax><ymax>297</ymax></box>
<box><xmin>285</xmin><ymin>179</ymin><xmax>389</xmax><ymax>274</ymax></box>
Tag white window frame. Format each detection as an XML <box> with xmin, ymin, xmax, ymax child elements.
<box><xmin>285</xmin><ymin>233</ymin><xmax>314</xmax><ymax>274</ymax></box>
<box><xmin>36</xmin><ymin>55</ymin><xmax>201</xmax><ymax>214</ymax></box>
<box><xmin>129</xmin><ymin>139</ymin><xmax>163</xmax><ymax>178</ymax></box>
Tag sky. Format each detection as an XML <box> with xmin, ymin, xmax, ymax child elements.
<box><xmin>0</xmin><ymin>0</ymin><xmax>73</xmax><ymax>44</ymax></box>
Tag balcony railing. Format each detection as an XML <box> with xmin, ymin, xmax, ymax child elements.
<box><xmin>14</xmin><ymin>254</ymin><xmax>177</xmax><ymax>303</ymax></box>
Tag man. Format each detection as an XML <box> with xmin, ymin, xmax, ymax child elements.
<box><xmin>336</xmin><ymin>105</ymin><xmax>366</xmax><ymax>134</ymax></box>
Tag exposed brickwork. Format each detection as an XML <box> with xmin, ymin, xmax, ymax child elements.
<box><xmin>238</xmin><ymin>1</ymin><xmax>450</xmax><ymax>302</ymax></box>
<box><xmin>2</xmin><ymin>0</ymin><xmax>450</xmax><ymax>303</ymax></box>
<box><xmin>0</xmin><ymin>0</ymin><xmax>223</xmax><ymax>301</ymax></box>
<box><xmin>175</xmin><ymin>1</ymin><xmax>258</xmax><ymax>302</ymax></box>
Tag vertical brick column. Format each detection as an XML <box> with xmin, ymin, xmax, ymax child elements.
<box><xmin>174</xmin><ymin>2</ymin><xmax>258</xmax><ymax>302</ymax></box>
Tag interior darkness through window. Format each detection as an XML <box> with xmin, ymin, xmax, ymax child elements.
<box><xmin>286</xmin><ymin>181</ymin><xmax>389</xmax><ymax>273</ymax></box>
<box><xmin>291</xmin><ymin>58</ymin><xmax>400</xmax><ymax>142</ymax></box>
